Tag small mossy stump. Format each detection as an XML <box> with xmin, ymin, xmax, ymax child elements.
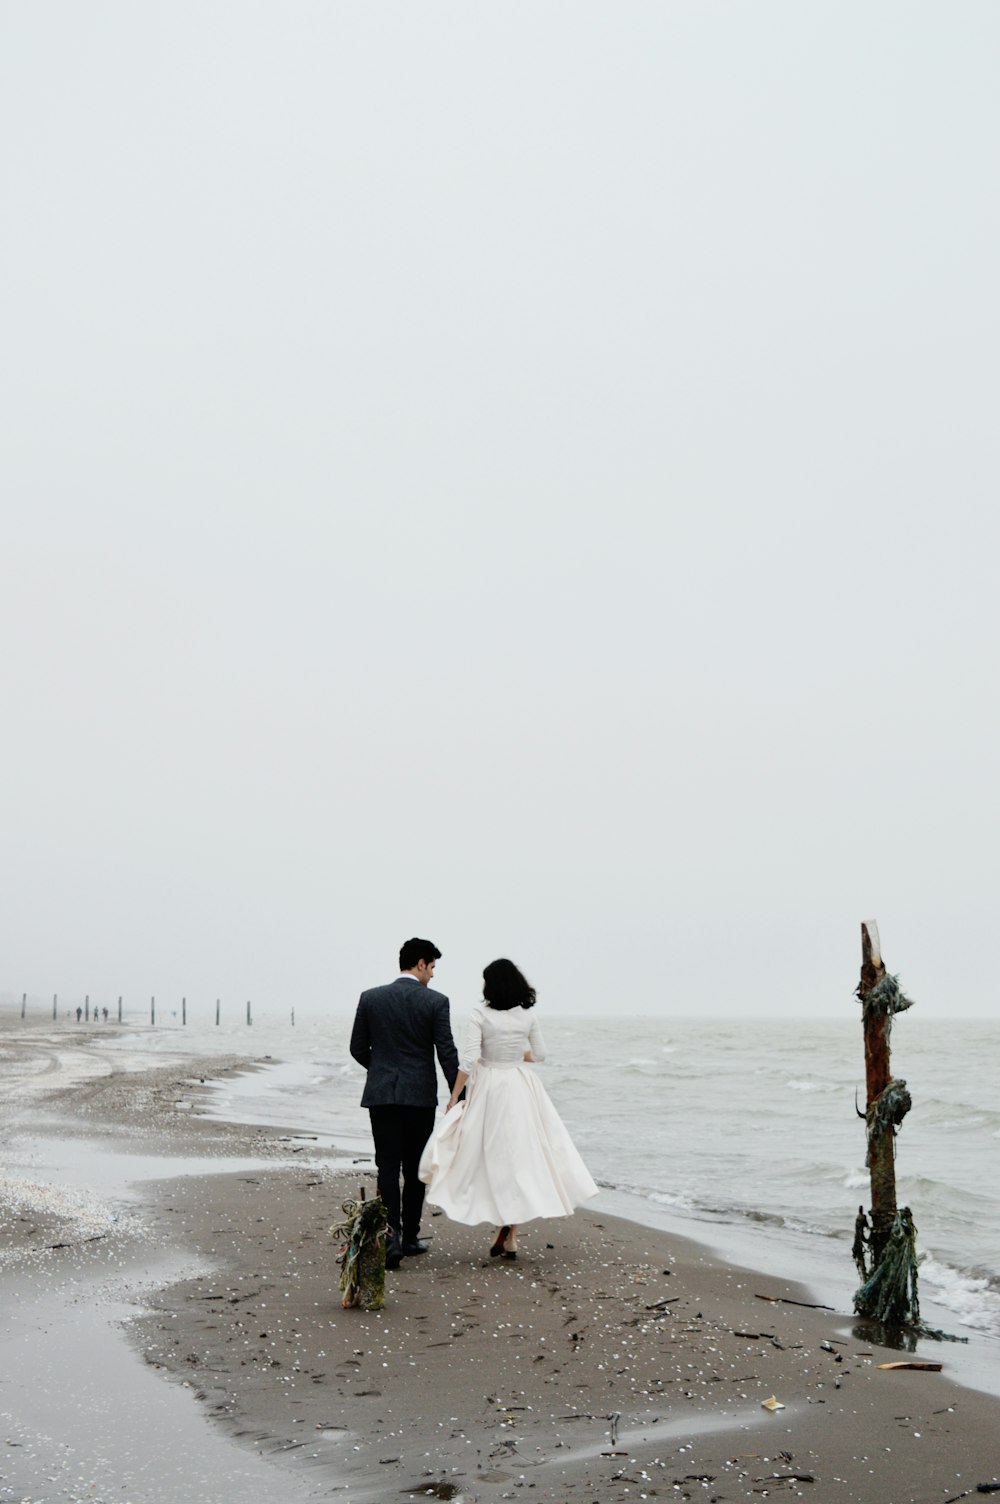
<box><xmin>332</xmin><ymin>1190</ymin><xmax>388</xmax><ymax>1311</ymax></box>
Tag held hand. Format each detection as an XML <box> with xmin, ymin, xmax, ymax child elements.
<box><xmin>446</xmin><ymin>1069</ymin><xmax>470</xmax><ymax>1113</ymax></box>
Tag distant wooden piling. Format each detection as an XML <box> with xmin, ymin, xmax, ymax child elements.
<box><xmin>12</xmin><ymin>986</ymin><xmax>282</xmax><ymax>1031</ymax></box>
<box><xmin>291</xmin><ymin>1007</ymin><xmax>295</xmax><ymax>1027</ymax></box>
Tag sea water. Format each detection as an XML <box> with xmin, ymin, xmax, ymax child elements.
<box><xmin>7</xmin><ymin>1006</ymin><xmax>999</xmax><ymax>1344</ymax></box>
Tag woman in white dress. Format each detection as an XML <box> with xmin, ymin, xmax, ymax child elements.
<box><xmin>419</xmin><ymin>958</ymin><xmax>598</xmax><ymax>1259</ymax></box>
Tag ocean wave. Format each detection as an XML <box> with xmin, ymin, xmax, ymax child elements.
<box><xmin>918</xmin><ymin>1254</ymin><xmax>1000</xmax><ymax>1337</ymax></box>
<box><xmin>841</xmin><ymin>1168</ymin><xmax>870</xmax><ymax>1191</ymax></box>
<box><xmin>931</xmin><ymin>1117</ymin><xmax>984</xmax><ymax>1130</ymax></box>
<box><xmin>600</xmin><ymin>1180</ymin><xmax>698</xmax><ymax>1216</ymax></box>
<box><xmin>897</xmin><ymin>1174</ymin><xmax>1000</xmax><ymax>1213</ymax></box>
<box><xmin>743</xmin><ymin>1207</ymin><xmax>787</xmax><ymax>1227</ymax></box>
<box><xmin>645</xmin><ymin>1188</ymin><xmax>696</xmax><ymax>1212</ymax></box>
<box><xmin>919</xmin><ymin>1097</ymin><xmax>1000</xmax><ymax>1130</ymax></box>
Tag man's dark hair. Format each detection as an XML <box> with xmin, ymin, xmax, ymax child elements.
<box><xmin>482</xmin><ymin>957</ymin><xmax>536</xmax><ymax>1011</ymax></box>
<box><xmin>399</xmin><ymin>937</ymin><xmax>442</xmax><ymax>971</ymax></box>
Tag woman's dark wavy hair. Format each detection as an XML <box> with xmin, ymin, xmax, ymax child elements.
<box><xmin>482</xmin><ymin>958</ymin><xmax>536</xmax><ymax>1011</ymax></box>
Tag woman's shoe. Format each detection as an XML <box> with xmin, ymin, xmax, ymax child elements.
<box><xmin>502</xmin><ymin>1229</ymin><xmax>518</xmax><ymax>1260</ymax></box>
<box><xmin>490</xmin><ymin>1226</ymin><xmax>511</xmax><ymax>1258</ymax></box>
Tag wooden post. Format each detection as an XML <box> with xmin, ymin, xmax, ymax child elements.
<box><xmin>857</xmin><ymin>920</ymin><xmax>913</xmax><ymax>1269</ymax></box>
<box><xmin>182</xmin><ymin>996</ymin><xmax>187</xmax><ymax>1026</ymax></box>
<box><xmin>246</xmin><ymin>999</ymin><xmax>252</xmax><ymax>1026</ymax></box>
<box><xmin>53</xmin><ymin>993</ymin><xmax>58</xmax><ymax>1021</ymax></box>
<box><xmin>860</xmin><ymin>922</ymin><xmax>891</xmax><ymax>1264</ymax></box>
<box><xmin>85</xmin><ymin>994</ymin><xmax>90</xmax><ymax>1022</ymax></box>
<box><xmin>151</xmin><ymin>995</ymin><xmax>156</xmax><ymax>1026</ymax></box>
<box><xmin>21</xmin><ymin>992</ymin><xmax>26</xmax><ymax>1019</ymax></box>
<box><xmin>291</xmin><ymin>1007</ymin><xmax>295</xmax><ymax>1027</ymax></box>
<box><xmin>117</xmin><ymin>995</ymin><xmax>122</xmax><ymax>1023</ymax></box>
<box><xmin>216</xmin><ymin>998</ymin><xmax>220</xmax><ymax>1026</ymax></box>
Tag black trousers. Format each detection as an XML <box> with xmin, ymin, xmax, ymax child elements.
<box><xmin>368</xmin><ymin>1105</ymin><xmax>436</xmax><ymax>1243</ymax></box>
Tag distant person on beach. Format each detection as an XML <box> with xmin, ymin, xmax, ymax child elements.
<box><xmin>419</xmin><ymin>958</ymin><xmax>598</xmax><ymax>1260</ymax></box>
<box><xmin>75</xmin><ymin>1007</ymin><xmax>82</xmax><ymax>1022</ymax></box>
<box><xmin>350</xmin><ymin>938</ymin><xmax>460</xmax><ymax>1270</ymax></box>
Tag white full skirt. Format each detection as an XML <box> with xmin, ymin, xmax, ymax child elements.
<box><xmin>418</xmin><ymin>1063</ymin><xmax>598</xmax><ymax>1226</ymax></box>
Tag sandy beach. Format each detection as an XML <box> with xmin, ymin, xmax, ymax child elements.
<box><xmin>2</xmin><ymin>1018</ymin><xmax>998</xmax><ymax>1503</ymax></box>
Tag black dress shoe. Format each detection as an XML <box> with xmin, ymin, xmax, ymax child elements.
<box><xmin>490</xmin><ymin>1226</ymin><xmax>511</xmax><ymax>1258</ymax></box>
<box><xmin>385</xmin><ymin>1237</ymin><xmax>403</xmax><ymax>1269</ymax></box>
<box><xmin>401</xmin><ymin>1239</ymin><xmax>428</xmax><ymax>1256</ymax></box>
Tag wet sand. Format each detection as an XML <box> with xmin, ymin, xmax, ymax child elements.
<box><xmin>2</xmin><ymin>1017</ymin><xmax>999</xmax><ymax>1502</ymax></box>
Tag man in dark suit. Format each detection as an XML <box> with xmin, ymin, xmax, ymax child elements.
<box><xmin>350</xmin><ymin>937</ymin><xmax>459</xmax><ymax>1269</ymax></box>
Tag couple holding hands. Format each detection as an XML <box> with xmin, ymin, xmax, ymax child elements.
<box><xmin>349</xmin><ymin>938</ymin><xmax>597</xmax><ymax>1268</ymax></box>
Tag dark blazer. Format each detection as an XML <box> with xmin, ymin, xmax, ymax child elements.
<box><xmin>350</xmin><ymin>978</ymin><xmax>459</xmax><ymax>1108</ymax></box>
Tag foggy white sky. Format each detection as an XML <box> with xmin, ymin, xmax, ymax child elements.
<box><xmin>2</xmin><ymin>3</ymin><xmax>998</xmax><ymax>1019</ymax></box>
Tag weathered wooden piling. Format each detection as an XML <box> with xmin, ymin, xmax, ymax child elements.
<box><xmin>856</xmin><ymin>919</ymin><xmax>912</xmax><ymax>1267</ymax></box>
<box><xmin>850</xmin><ymin>918</ymin><xmax>948</xmax><ymax>1333</ymax></box>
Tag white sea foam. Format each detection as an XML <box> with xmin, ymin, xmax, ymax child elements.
<box><xmin>918</xmin><ymin>1254</ymin><xmax>1000</xmax><ymax>1337</ymax></box>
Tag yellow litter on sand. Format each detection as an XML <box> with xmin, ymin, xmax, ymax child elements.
<box><xmin>761</xmin><ymin>1395</ymin><xmax>786</xmax><ymax>1411</ymax></box>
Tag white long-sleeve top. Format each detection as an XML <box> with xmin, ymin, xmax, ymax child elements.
<box><xmin>459</xmin><ymin>1003</ymin><xmax>547</xmax><ymax>1075</ymax></box>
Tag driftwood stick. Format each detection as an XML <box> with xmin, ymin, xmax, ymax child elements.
<box><xmin>753</xmin><ymin>1293</ymin><xmax>836</xmax><ymax>1311</ymax></box>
